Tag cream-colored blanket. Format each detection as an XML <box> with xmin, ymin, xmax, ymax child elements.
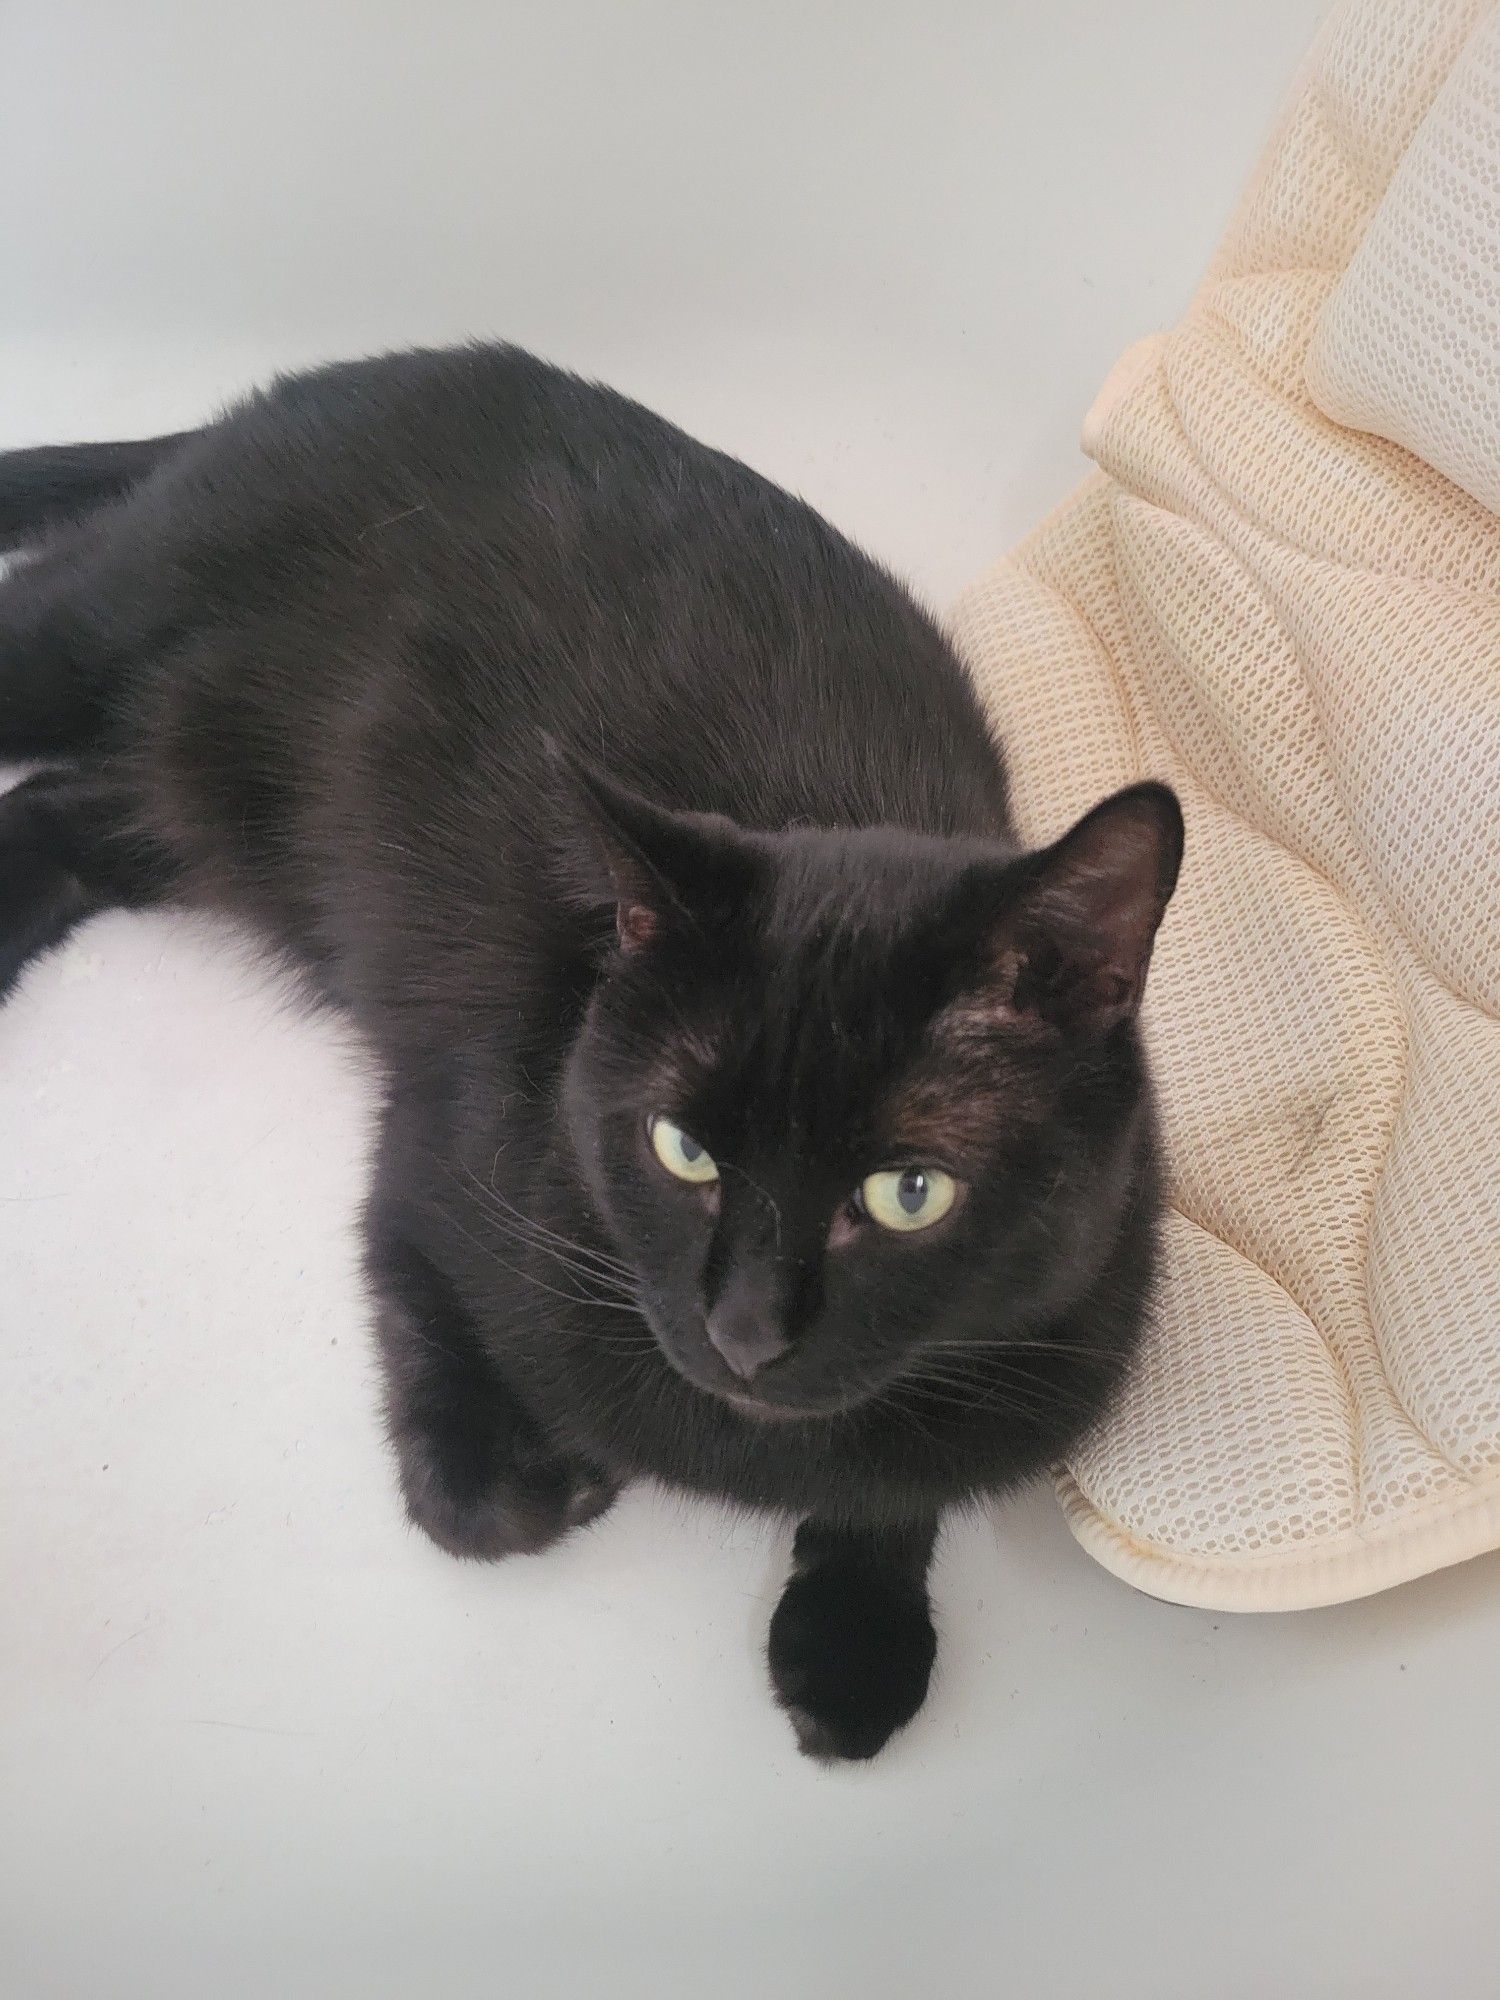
<box><xmin>953</xmin><ymin>0</ymin><xmax>1500</xmax><ymax>1610</ymax></box>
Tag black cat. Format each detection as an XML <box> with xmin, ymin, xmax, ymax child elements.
<box><xmin>0</xmin><ymin>343</ymin><xmax>1181</xmax><ymax>1760</ymax></box>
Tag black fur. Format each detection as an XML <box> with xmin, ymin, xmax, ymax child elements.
<box><xmin>0</xmin><ymin>432</ymin><xmax>194</xmax><ymax>554</ymax></box>
<box><xmin>0</xmin><ymin>342</ymin><xmax>1182</xmax><ymax>1759</ymax></box>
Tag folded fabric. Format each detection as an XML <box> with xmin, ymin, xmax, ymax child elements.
<box><xmin>952</xmin><ymin>0</ymin><xmax>1500</xmax><ymax>1611</ymax></box>
<box><xmin>1308</xmin><ymin>7</ymin><xmax>1500</xmax><ymax>512</ymax></box>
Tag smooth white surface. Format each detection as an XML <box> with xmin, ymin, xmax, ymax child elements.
<box><xmin>6</xmin><ymin>5</ymin><xmax>1494</xmax><ymax>1998</ymax></box>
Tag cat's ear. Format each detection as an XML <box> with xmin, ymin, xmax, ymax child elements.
<box><xmin>981</xmin><ymin>783</ymin><xmax>1183</xmax><ymax>1037</ymax></box>
<box><xmin>544</xmin><ymin>740</ymin><xmax>755</xmax><ymax>954</ymax></box>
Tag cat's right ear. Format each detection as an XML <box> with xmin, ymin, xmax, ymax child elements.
<box><xmin>543</xmin><ymin>738</ymin><xmax>755</xmax><ymax>956</ymax></box>
<box><xmin>975</xmin><ymin>782</ymin><xmax>1184</xmax><ymax>1038</ymax></box>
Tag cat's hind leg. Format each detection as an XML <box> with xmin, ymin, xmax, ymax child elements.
<box><xmin>0</xmin><ymin>541</ymin><xmax>120</xmax><ymax>757</ymax></box>
<box><xmin>0</xmin><ymin>428</ymin><xmax>197</xmax><ymax>756</ymax></box>
<box><xmin>0</xmin><ymin>768</ymin><xmax>166</xmax><ymax>1002</ymax></box>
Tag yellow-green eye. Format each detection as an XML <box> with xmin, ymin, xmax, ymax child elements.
<box><xmin>858</xmin><ymin>1167</ymin><xmax>958</xmax><ymax>1233</ymax></box>
<box><xmin>649</xmin><ymin>1115</ymin><xmax>720</xmax><ymax>1185</ymax></box>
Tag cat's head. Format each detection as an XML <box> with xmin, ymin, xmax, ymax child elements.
<box><xmin>556</xmin><ymin>761</ymin><xmax>1182</xmax><ymax>1422</ymax></box>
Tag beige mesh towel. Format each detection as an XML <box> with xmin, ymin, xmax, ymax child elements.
<box><xmin>953</xmin><ymin>0</ymin><xmax>1500</xmax><ymax>1611</ymax></box>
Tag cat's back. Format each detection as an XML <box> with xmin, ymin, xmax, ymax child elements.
<box><xmin>78</xmin><ymin>341</ymin><xmax>1007</xmax><ymax>880</ymax></box>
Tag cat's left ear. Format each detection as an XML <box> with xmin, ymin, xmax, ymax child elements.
<box><xmin>545</xmin><ymin>741</ymin><xmax>757</xmax><ymax>954</ymax></box>
<box><xmin>984</xmin><ymin>782</ymin><xmax>1184</xmax><ymax>1037</ymax></box>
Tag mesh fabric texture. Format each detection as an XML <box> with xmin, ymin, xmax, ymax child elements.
<box><xmin>951</xmin><ymin>0</ymin><xmax>1500</xmax><ymax>1610</ymax></box>
<box><xmin>1308</xmin><ymin>8</ymin><xmax>1500</xmax><ymax>510</ymax></box>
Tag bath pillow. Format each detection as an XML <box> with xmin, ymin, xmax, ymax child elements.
<box><xmin>952</xmin><ymin>0</ymin><xmax>1500</xmax><ymax>1610</ymax></box>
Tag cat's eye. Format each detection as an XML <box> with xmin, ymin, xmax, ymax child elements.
<box><xmin>858</xmin><ymin>1166</ymin><xmax>958</xmax><ymax>1233</ymax></box>
<box><xmin>648</xmin><ymin>1115</ymin><xmax>720</xmax><ymax>1186</ymax></box>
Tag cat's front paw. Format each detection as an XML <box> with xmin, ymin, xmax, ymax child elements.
<box><xmin>767</xmin><ymin>1554</ymin><xmax>938</xmax><ymax>1762</ymax></box>
<box><xmin>393</xmin><ymin>1407</ymin><xmax>618</xmax><ymax>1561</ymax></box>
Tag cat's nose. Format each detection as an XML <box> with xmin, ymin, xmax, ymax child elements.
<box><xmin>705</xmin><ymin>1298</ymin><xmax>790</xmax><ymax>1380</ymax></box>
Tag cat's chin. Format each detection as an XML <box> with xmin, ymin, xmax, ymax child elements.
<box><xmin>719</xmin><ymin>1384</ymin><xmax>871</xmax><ymax>1424</ymax></box>
<box><xmin>722</xmin><ymin>1390</ymin><xmax>820</xmax><ymax>1424</ymax></box>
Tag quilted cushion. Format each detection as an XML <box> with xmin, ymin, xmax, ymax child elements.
<box><xmin>952</xmin><ymin>0</ymin><xmax>1500</xmax><ymax>1610</ymax></box>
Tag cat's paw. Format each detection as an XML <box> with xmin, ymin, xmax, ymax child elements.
<box><xmin>394</xmin><ymin>1410</ymin><xmax>618</xmax><ymax>1562</ymax></box>
<box><xmin>767</xmin><ymin>1555</ymin><xmax>937</xmax><ymax>1762</ymax></box>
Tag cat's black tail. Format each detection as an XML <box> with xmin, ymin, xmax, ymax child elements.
<box><xmin>0</xmin><ymin>432</ymin><xmax>196</xmax><ymax>552</ymax></box>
